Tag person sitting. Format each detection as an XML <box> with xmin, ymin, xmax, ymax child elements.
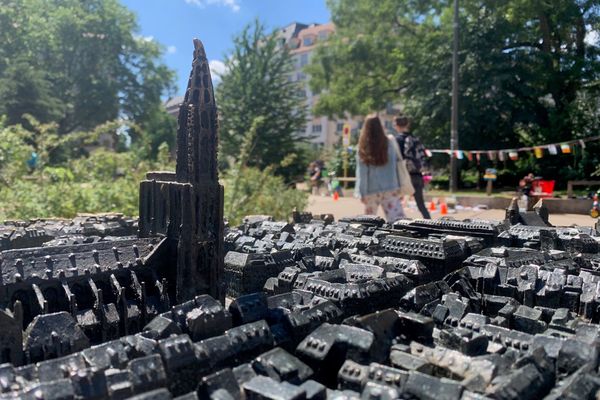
<box><xmin>519</xmin><ymin>173</ymin><xmax>535</xmax><ymax>197</ymax></box>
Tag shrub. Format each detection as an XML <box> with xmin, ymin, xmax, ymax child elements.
<box><xmin>0</xmin><ymin>152</ymin><xmax>154</xmax><ymax>220</ymax></box>
<box><xmin>327</xmin><ymin>145</ymin><xmax>357</xmax><ymax>178</ymax></box>
<box><xmin>223</xmin><ymin>165</ymin><xmax>308</xmax><ymax>226</ymax></box>
<box><xmin>0</xmin><ymin>116</ymin><xmax>308</xmax><ymax>223</ymax></box>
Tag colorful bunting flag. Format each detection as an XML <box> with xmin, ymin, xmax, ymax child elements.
<box><xmin>425</xmin><ymin>136</ymin><xmax>600</xmax><ymax>158</ymax></box>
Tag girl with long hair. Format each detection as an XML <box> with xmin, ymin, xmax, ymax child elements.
<box><xmin>354</xmin><ymin>115</ymin><xmax>405</xmax><ymax>221</ymax></box>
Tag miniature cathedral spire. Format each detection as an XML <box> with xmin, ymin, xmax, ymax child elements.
<box><xmin>176</xmin><ymin>39</ymin><xmax>218</xmax><ymax>185</ymax></box>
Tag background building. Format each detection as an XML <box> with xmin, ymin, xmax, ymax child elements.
<box><xmin>165</xmin><ymin>96</ymin><xmax>184</xmax><ymax>117</ymax></box>
<box><xmin>283</xmin><ymin>22</ymin><xmax>399</xmax><ymax>148</ymax></box>
<box><xmin>166</xmin><ymin>22</ymin><xmax>400</xmax><ymax>149</ymax></box>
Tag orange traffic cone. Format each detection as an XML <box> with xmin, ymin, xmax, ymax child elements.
<box><xmin>429</xmin><ymin>200</ymin><xmax>437</xmax><ymax>211</ymax></box>
<box><xmin>333</xmin><ymin>191</ymin><xmax>339</xmax><ymax>201</ymax></box>
<box><xmin>440</xmin><ymin>202</ymin><xmax>448</xmax><ymax>216</ymax></box>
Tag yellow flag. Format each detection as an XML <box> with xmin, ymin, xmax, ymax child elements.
<box><xmin>534</xmin><ymin>147</ymin><xmax>543</xmax><ymax>158</ymax></box>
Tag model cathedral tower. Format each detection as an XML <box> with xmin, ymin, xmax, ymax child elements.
<box><xmin>139</xmin><ymin>39</ymin><xmax>225</xmax><ymax>303</ymax></box>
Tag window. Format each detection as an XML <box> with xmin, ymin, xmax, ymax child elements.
<box><xmin>312</xmin><ymin>124</ymin><xmax>322</xmax><ymax>133</ymax></box>
<box><xmin>297</xmin><ymin>89</ymin><xmax>306</xmax><ymax>98</ymax></box>
<box><xmin>1</xmin><ymin>349</ymin><xmax>11</xmax><ymax>363</ymax></box>
<box><xmin>296</xmin><ymin>72</ymin><xmax>306</xmax><ymax>81</ymax></box>
<box><xmin>336</xmin><ymin>122</ymin><xmax>344</xmax><ymax>132</ymax></box>
<box><xmin>318</xmin><ymin>31</ymin><xmax>330</xmax><ymax>40</ymax></box>
<box><xmin>384</xmin><ymin>120</ymin><xmax>393</xmax><ymax>130</ymax></box>
<box><xmin>300</xmin><ymin>53</ymin><xmax>309</xmax><ymax>67</ymax></box>
<box><xmin>303</xmin><ymin>36</ymin><xmax>314</xmax><ymax>46</ymax></box>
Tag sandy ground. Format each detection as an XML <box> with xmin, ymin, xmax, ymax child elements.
<box><xmin>306</xmin><ymin>194</ymin><xmax>597</xmax><ymax>228</ymax></box>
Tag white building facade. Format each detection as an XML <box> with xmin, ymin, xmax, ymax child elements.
<box><xmin>283</xmin><ymin>22</ymin><xmax>398</xmax><ymax>148</ymax></box>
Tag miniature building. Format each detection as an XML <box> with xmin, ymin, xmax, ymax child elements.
<box><xmin>138</xmin><ymin>39</ymin><xmax>224</xmax><ymax>304</ymax></box>
<box><xmin>0</xmin><ymin>39</ymin><xmax>224</xmax><ymax>364</ymax></box>
<box><xmin>3</xmin><ymin>37</ymin><xmax>600</xmax><ymax>399</ymax></box>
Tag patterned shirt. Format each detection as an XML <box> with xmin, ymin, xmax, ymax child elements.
<box><xmin>395</xmin><ymin>132</ymin><xmax>430</xmax><ymax>174</ymax></box>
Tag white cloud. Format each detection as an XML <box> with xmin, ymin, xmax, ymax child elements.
<box><xmin>167</xmin><ymin>45</ymin><xmax>177</xmax><ymax>54</ymax></box>
<box><xmin>133</xmin><ymin>34</ymin><xmax>154</xmax><ymax>43</ymax></box>
<box><xmin>184</xmin><ymin>0</ymin><xmax>240</xmax><ymax>12</ymax></box>
<box><xmin>209</xmin><ymin>60</ymin><xmax>228</xmax><ymax>80</ymax></box>
<box><xmin>585</xmin><ymin>29</ymin><xmax>599</xmax><ymax>46</ymax></box>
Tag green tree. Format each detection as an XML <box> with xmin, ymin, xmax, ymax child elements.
<box><xmin>0</xmin><ymin>0</ymin><xmax>176</xmax><ymax>157</ymax></box>
<box><xmin>132</xmin><ymin>107</ymin><xmax>178</xmax><ymax>160</ymax></box>
<box><xmin>222</xmin><ymin>116</ymin><xmax>308</xmax><ymax>225</ymax></box>
<box><xmin>0</xmin><ymin>117</ymin><xmax>34</xmax><ymax>186</ymax></box>
<box><xmin>308</xmin><ymin>0</ymin><xmax>600</xmax><ymax>181</ymax></box>
<box><xmin>0</xmin><ymin>58</ymin><xmax>64</xmax><ymax>126</ymax></box>
<box><xmin>217</xmin><ymin>20</ymin><xmax>308</xmax><ymax>180</ymax></box>
<box><xmin>0</xmin><ymin>119</ymin><xmax>173</xmax><ymax>220</ymax></box>
<box><xmin>0</xmin><ymin>118</ymin><xmax>305</xmax><ymax>222</ymax></box>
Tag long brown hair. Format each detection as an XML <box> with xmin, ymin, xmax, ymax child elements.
<box><xmin>358</xmin><ymin>115</ymin><xmax>388</xmax><ymax>166</ymax></box>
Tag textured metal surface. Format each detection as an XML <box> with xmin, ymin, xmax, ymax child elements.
<box><xmin>3</xmin><ymin>40</ymin><xmax>600</xmax><ymax>399</ymax></box>
<box><xmin>0</xmin><ymin>39</ymin><xmax>224</xmax><ymax>370</ymax></box>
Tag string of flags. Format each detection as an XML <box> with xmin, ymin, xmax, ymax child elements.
<box><xmin>425</xmin><ymin>135</ymin><xmax>600</xmax><ymax>161</ymax></box>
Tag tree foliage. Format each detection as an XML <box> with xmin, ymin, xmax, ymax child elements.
<box><xmin>223</xmin><ymin>117</ymin><xmax>308</xmax><ymax>226</ymax></box>
<box><xmin>0</xmin><ymin>0</ymin><xmax>176</xmax><ymax>156</ymax></box>
<box><xmin>0</xmin><ymin>119</ymin><xmax>306</xmax><ymax>222</ymax></box>
<box><xmin>308</xmin><ymin>0</ymin><xmax>600</xmax><ymax>180</ymax></box>
<box><xmin>222</xmin><ymin>165</ymin><xmax>308</xmax><ymax>226</ymax></box>
<box><xmin>217</xmin><ymin>20</ymin><xmax>308</xmax><ymax>180</ymax></box>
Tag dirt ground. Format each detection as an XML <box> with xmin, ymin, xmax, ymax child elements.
<box><xmin>306</xmin><ymin>194</ymin><xmax>597</xmax><ymax>228</ymax></box>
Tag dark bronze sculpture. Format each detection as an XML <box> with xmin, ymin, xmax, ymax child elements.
<box><xmin>139</xmin><ymin>39</ymin><xmax>224</xmax><ymax>304</ymax></box>
<box><xmin>0</xmin><ymin>39</ymin><xmax>224</xmax><ymax>366</ymax></box>
<box><xmin>2</xmin><ymin>40</ymin><xmax>600</xmax><ymax>399</ymax></box>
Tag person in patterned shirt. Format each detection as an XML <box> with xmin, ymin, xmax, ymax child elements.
<box><xmin>394</xmin><ymin>115</ymin><xmax>431</xmax><ymax>219</ymax></box>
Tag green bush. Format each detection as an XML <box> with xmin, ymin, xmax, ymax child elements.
<box><xmin>223</xmin><ymin>165</ymin><xmax>308</xmax><ymax>226</ymax></box>
<box><xmin>0</xmin><ymin>118</ymin><xmax>308</xmax><ymax>223</ymax></box>
<box><xmin>0</xmin><ymin>152</ymin><xmax>157</xmax><ymax>220</ymax></box>
<box><xmin>327</xmin><ymin>146</ymin><xmax>357</xmax><ymax>178</ymax></box>
<box><xmin>430</xmin><ymin>174</ymin><xmax>449</xmax><ymax>190</ymax></box>
<box><xmin>0</xmin><ymin>118</ymin><xmax>173</xmax><ymax>220</ymax></box>
<box><xmin>461</xmin><ymin>169</ymin><xmax>479</xmax><ymax>189</ymax></box>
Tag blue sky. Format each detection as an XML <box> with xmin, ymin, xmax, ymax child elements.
<box><xmin>121</xmin><ymin>0</ymin><xmax>331</xmax><ymax>96</ymax></box>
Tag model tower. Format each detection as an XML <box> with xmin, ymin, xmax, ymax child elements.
<box><xmin>139</xmin><ymin>39</ymin><xmax>224</xmax><ymax>303</ymax></box>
